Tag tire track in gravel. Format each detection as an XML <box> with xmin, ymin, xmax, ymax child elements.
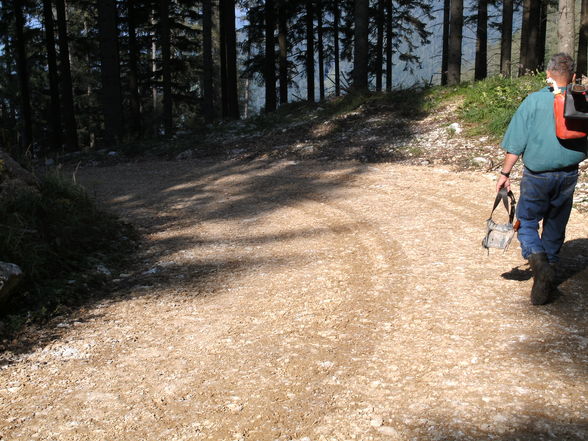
<box><xmin>192</xmin><ymin>174</ymin><xmax>409</xmax><ymax>440</ymax></box>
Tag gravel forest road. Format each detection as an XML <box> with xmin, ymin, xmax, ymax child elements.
<box><xmin>1</xmin><ymin>159</ymin><xmax>587</xmax><ymax>441</ymax></box>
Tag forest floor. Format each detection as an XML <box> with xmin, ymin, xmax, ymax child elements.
<box><xmin>1</xmin><ymin>102</ymin><xmax>588</xmax><ymax>440</ymax></box>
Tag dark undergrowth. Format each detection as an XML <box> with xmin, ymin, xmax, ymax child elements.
<box><xmin>0</xmin><ymin>171</ymin><xmax>137</xmax><ymax>338</ymax></box>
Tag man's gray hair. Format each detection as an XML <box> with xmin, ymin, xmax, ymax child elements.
<box><xmin>546</xmin><ymin>53</ymin><xmax>575</xmax><ymax>76</ymax></box>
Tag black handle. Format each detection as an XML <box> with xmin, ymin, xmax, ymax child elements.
<box><xmin>490</xmin><ymin>188</ymin><xmax>516</xmax><ymax>224</ymax></box>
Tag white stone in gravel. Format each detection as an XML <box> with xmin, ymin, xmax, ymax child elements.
<box><xmin>175</xmin><ymin>150</ymin><xmax>193</xmax><ymax>160</ymax></box>
<box><xmin>142</xmin><ymin>267</ymin><xmax>160</xmax><ymax>275</ymax></box>
<box><xmin>226</xmin><ymin>403</ymin><xmax>243</xmax><ymax>412</ymax></box>
<box><xmin>472</xmin><ymin>156</ymin><xmax>491</xmax><ymax>166</ymax></box>
<box><xmin>49</xmin><ymin>346</ymin><xmax>83</xmax><ymax>359</ymax></box>
<box><xmin>448</xmin><ymin>122</ymin><xmax>462</xmax><ymax>134</ymax></box>
<box><xmin>377</xmin><ymin>426</ymin><xmax>401</xmax><ymax>438</ymax></box>
<box><xmin>96</xmin><ymin>264</ymin><xmax>112</xmax><ymax>276</ymax></box>
<box><xmin>370</xmin><ymin>416</ymin><xmax>384</xmax><ymax>427</ymax></box>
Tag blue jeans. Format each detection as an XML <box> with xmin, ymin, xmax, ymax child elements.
<box><xmin>516</xmin><ymin>167</ymin><xmax>579</xmax><ymax>263</ymax></box>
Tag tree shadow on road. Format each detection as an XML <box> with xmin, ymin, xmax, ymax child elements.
<box><xmin>378</xmin><ymin>410</ymin><xmax>588</xmax><ymax>441</ymax></box>
<box><xmin>1</xmin><ymin>159</ymin><xmax>371</xmax><ymax>361</ymax></box>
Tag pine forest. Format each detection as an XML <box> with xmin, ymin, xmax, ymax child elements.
<box><xmin>1</xmin><ymin>0</ymin><xmax>587</xmax><ymax>155</ymax></box>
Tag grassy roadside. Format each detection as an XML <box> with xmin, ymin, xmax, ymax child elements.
<box><xmin>457</xmin><ymin>73</ymin><xmax>546</xmax><ymax>139</ymax></box>
<box><xmin>244</xmin><ymin>73</ymin><xmax>547</xmax><ymax>139</ymax></box>
<box><xmin>0</xmin><ymin>171</ymin><xmax>137</xmax><ymax>338</ymax></box>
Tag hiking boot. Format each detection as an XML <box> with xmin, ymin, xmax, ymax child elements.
<box><xmin>528</xmin><ymin>252</ymin><xmax>555</xmax><ymax>305</ymax></box>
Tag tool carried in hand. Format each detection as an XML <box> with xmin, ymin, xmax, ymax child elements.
<box><xmin>482</xmin><ymin>188</ymin><xmax>519</xmax><ymax>252</ymax></box>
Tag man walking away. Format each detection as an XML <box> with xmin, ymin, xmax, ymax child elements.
<box><xmin>497</xmin><ymin>53</ymin><xmax>588</xmax><ymax>305</ymax></box>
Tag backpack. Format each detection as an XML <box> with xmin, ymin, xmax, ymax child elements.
<box><xmin>553</xmin><ymin>78</ymin><xmax>588</xmax><ymax>140</ymax></box>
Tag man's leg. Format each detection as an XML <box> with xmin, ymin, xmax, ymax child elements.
<box><xmin>516</xmin><ymin>170</ymin><xmax>551</xmax><ymax>258</ymax></box>
<box><xmin>541</xmin><ymin>171</ymin><xmax>578</xmax><ymax>263</ymax></box>
<box><xmin>516</xmin><ymin>169</ymin><xmax>555</xmax><ymax>305</ymax></box>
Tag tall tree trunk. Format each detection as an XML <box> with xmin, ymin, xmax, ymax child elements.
<box><xmin>159</xmin><ymin>0</ymin><xmax>172</xmax><ymax>135</ymax></box>
<box><xmin>212</xmin><ymin>1</ymin><xmax>222</xmax><ymax>117</ymax></box>
<box><xmin>14</xmin><ymin>0</ymin><xmax>33</xmax><ymax>152</ymax></box>
<box><xmin>578</xmin><ymin>0</ymin><xmax>588</xmax><ymax>75</ymax></box>
<box><xmin>474</xmin><ymin>0</ymin><xmax>487</xmax><ymax>80</ymax></box>
<box><xmin>127</xmin><ymin>0</ymin><xmax>142</xmax><ymax>136</ymax></box>
<box><xmin>537</xmin><ymin>0</ymin><xmax>548</xmax><ymax>69</ymax></box>
<box><xmin>202</xmin><ymin>0</ymin><xmax>214</xmax><ymax>120</ymax></box>
<box><xmin>520</xmin><ymin>0</ymin><xmax>540</xmax><ymax>73</ymax></box>
<box><xmin>519</xmin><ymin>0</ymin><xmax>530</xmax><ymax>75</ymax></box>
<box><xmin>54</xmin><ymin>0</ymin><xmax>78</xmax><ymax>151</ymax></box>
<box><xmin>243</xmin><ymin>76</ymin><xmax>250</xmax><ymax>118</ymax></box>
<box><xmin>98</xmin><ymin>0</ymin><xmax>124</xmax><ymax>144</ymax></box>
<box><xmin>305</xmin><ymin>0</ymin><xmax>315</xmax><ymax>102</ymax></box>
<box><xmin>447</xmin><ymin>0</ymin><xmax>463</xmax><ymax>85</ymax></box>
<box><xmin>220</xmin><ymin>0</ymin><xmax>239</xmax><ymax>118</ymax></box>
<box><xmin>219</xmin><ymin>0</ymin><xmax>228</xmax><ymax>117</ymax></box>
<box><xmin>333</xmin><ymin>0</ymin><xmax>340</xmax><ymax>96</ymax></box>
<box><xmin>353</xmin><ymin>0</ymin><xmax>369</xmax><ymax>92</ymax></box>
<box><xmin>42</xmin><ymin>0</ymin><xmax>62</xmax><ymax>151</ymax></box>
<box><xmin>151</xmin><ymin>10</ymin><xmax>158</xmax><ymax>129</ymax></box>
<box><xmin>317</xmin><ymin>0</ymin><xmax>325</xmax><ymax>100</ymax></box>
<box><xmin>264</xmin><ymin>0</ymin><xmax>276</xmax><ymax>112</ymax></box>
<box><xmin>526</xmin><ymin>0</ymin><xmax>540</xmax><ymax>71</ymax></box>
<box><xmin>375</xmin><ymin>0</ymin><xmax>384</xmax><ymax>91</ymax></box>
<box><xmin>385</xmin><ymin>0</ymin><xmax>392</xmax><ymax>91</ymax></box>
<box><xmin>278</xmin><ymin>0</ymin><xmax>288</xmax><ymax>104</ymax></box>
<box><xmin>441</xmin><ymin>0</ymin><xmax>450</xmax><ymax>85</ymax></box>
<box><xmin>500</xmin><ymin>0</ymin><xmax>513</xmax><ymax>76</ymax></box>
<box><xmin>1</xmin><ymin>6</ymin><xmax>15</xmax><ymax>138</ymax></box>
<box><xmin>226</xmin><ymin>0</ymin><xmax>239</xmax><ymax>119</ymax></box>
<box><xmin>4</xmin><ymin>22</ymin><xmax>17</xmax><ymax>132</ymax></box>
<box><xmin>558</xmin><ymin>0</ymin><xmax>575</xmax><ymax>55</ymax></box>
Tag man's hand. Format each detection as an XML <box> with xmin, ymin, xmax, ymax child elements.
<box><xmin>496</xmin><ymin>174</ymin><xmax>511</xmax><ymax>193</ymax></box>
<box><xmin>496</xmin><ymin>152</ymin><xmax>519</xmax><ymax>193</ymax></box>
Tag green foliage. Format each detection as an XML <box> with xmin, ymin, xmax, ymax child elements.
<box><xmin>459</xmin><ymin>73</ymin><xmax>548</xmax><ymax>139</ymax></box>
<box><xmin>0</xmin><ymin>171</ymin><xmax>136</xmax><ymax>329</ymax></box>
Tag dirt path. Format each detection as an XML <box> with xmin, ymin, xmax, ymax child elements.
<box><xmin>2</xmin><ymin>159</ymin><xmax>587</xmax><ymax>441</ymax></box>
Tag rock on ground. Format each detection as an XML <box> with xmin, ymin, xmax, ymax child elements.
<box><xmin>0</xmin><ymin>262</ymin><xmax>23</xmax><ymax>307</ymax></box>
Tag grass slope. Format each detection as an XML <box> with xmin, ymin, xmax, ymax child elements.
<box><xmin>0</xmin><ymin>172</ymin><xmax>136</xmax><ymax>336</ymax></box>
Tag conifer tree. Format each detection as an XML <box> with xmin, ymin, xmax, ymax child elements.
<box><xmin>98</xmin><ymin>0</ymin><xmax>124</xmax><ymax>143</ymax></box>
<box><xmin>353</xmin><ymin>0</ymin><xmax>369</xmax><ymax>92</ymax></box>
<box><xmin>447</xmin><ymin>0</ymin><xmax>463</xmax><ymax>85</ymax></box>
<box><xmin>500</xmin><ymin>0</ymin><xmax>513</xmax><ymax>77</ymax></box>
<box><xmin>13</xmin><ymin>0</ymin><xmax>33</xmax><ymax>151</ymax></box>
<box><xmin>42</xmin><ymin>0</ymin><xmax>62</xmax><ymax>151</ymax></box>
<box><xmin>578</xmin><ymin>0</ymin><xmax>588</xmax><ymax>75</ymax></box>
<box><xmin>55</xmin><ymin>0</ymin><xmax>78</xmax><ymax>151</ymax></box>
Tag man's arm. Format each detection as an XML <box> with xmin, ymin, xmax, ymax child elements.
<box><xmin>496</xmin><ymin>152</ymin><xmax>520</xmax><ymax>192</ymax></box>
